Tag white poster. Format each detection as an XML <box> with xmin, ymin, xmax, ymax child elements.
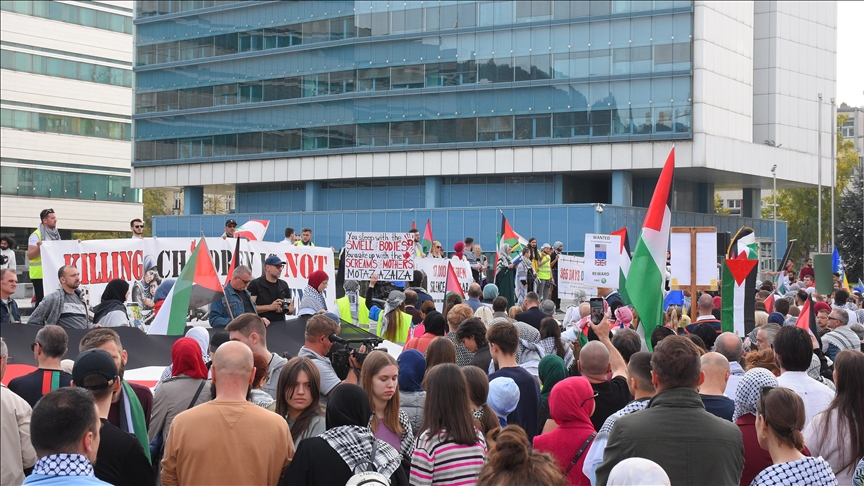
<box><xmin>40</xmin><ymin>238</ymin><xmax>336</xmax><ymax>325</ymax></box>
<box><xmin>582</xmin><ymin>233</ymin><xmax>622</xmax><ymax>288</ymax></box>
<box><xmin>414</xmin><ymin>258</ymin><xmax>473</xmax><ymax>312</ymax></box>
<box><xmin>670</xmin><ymin>229</ymin><xmax>719</xmax><ymax>289</ymax></box>
<box><xmin>343</xmin><ymin>231</ymin><xmax>415</xmax><ymax>281</ymax></box>
<box><xmin>557</xmin><ymin>255</ymin><xmax>597</xmax><ymax>300</ymax></box>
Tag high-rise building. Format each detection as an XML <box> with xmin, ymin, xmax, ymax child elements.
<box><xmin>132</xmin><ymin>1</ymin><xmax>834</xmax><ymax>252</ymax></box>
<box><xmin>1</xmin><ymin>0</ymin><xmax>140</xmax><ymax>269</ymax></box>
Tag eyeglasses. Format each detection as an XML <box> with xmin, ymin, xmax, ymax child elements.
<box><xmin>133</xmin><ymin>225</ymin><xmax>144</xmax><ymax>229</ymax></box>
<box><xmin>30</xmin><ymin>342</ymin><xmax>41</xmax><ymax>352</ymax></box>
<box><xmin>580</xmin><ymin>391</ymin><xmax>599</xmax><ymax>408</ymax></box>
<box><xmin>235</xmin><ymin>276</ymin><xmax>252</xmax><ymax>285</ymax></box>
<box><xmin>0</xmin><ymin>355</ymin><xmax>10</xmax><ymax>362</ymax></box>
<box><xmin>828</xmin><ymin>317</ymin><xmax>840</xmax><ymax>322</ymax></box>
<box><xmin>435</xmin><ymin>246</ymin><xmax>442</xmax><ymax>249</ymax></box>
<box><xmin>757</xmin><ymin>385</ymin><xmax>776</xmax><ymax>417</ymax></box>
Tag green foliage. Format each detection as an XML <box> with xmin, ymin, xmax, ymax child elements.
<box><xmin>714</xmin><ymin>193</ymin><xmax>731</xmax><ymax>215</ymax></box>
<box><xmin>143</xmin><ymin>189</ymin><xmax>168</xmax><ymax>237</ymax></box>
<box><xmin>836</xmin><ymin>167</ymin><xmax>863</xmax><ymax>280</ymax></box>
<box><xmin>768</xmin><ymin>115</ymin><xmax>859</xmax><ymax>263</ymax></box>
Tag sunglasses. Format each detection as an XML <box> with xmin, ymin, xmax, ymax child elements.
<box><xmin>580</xmin><ymin>391</ymin><xmax>599</xmax><ymax>408</ymax></box>
<box><xmin>40</xmin><ymin>208</ymin><xmax>55</xmax><ymax>219</ymax></box>
<box><xmin>30</xmin><ymin>342</ymin><xmax>41</xmax><ymax>352</ymax></box>
<box><xmin>435</xmin><ymin>246</ymin><xmax>442</xmax><ymax>249</ymax></box>
<box><xmin>133</xmin><ymin>225</ymin><xmax>144</xmax><ymax>229</ymax></box>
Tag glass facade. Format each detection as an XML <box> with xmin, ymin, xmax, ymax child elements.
<box><xmin>0</xmin><ymin>108</ymin><xmax>132</xmax><ymax>141</ymax></box>
<box><xmin>0</xmin><ymin>48</ymin><xmax>132</xmax><ymax>87</ymax></box>
<box><xmin>0</xmin><ymin>0</ymin><xmax>134</xmax><ymax>34</ymax></box>
<box><xmin>0</xmin><ymin>161</ymin><xmax>138</xmax><ymax>202</ymax></box>
<box><xmin>133</xmin><ymin>0</ymin><xmax>693</xmax><ymax>164</ymax></box>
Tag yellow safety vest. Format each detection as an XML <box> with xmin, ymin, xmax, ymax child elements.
<box><xmin>29</xmin><ymin>228</ymin><xmax>42</xmax><ymax>279</ymax></box>
<box><xmin>375</xmin><ymin>311</ymin><xmax>413</xmax><ymax>344</ymax></box>
<box><xmin>537</xmin><ymin>253</ymin><xmax>551</xmax><ymax>280</ymax></box>
<box><xmin>294</xmin><ymin>240</ymin><xmax>315</xmax><ymax>246</ymax></box>
<box><xmin>336</xmin><ymin>295</ymin><xmax>370</xmax><ymax>328</ymax></box>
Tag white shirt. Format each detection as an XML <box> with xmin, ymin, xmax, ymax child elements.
<box><xmin>724</xmin><ymin>361</ymin><xmax>745</xmax><ymax>400</ymax></box>
<box><xmin>776</xmin><ymin>371</ymin><xmax>835</xmax><ymax>427</ymax></box>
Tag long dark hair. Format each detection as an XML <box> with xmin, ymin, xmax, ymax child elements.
<box><xmin>275</xmin><ymin>357</ymin><xmax>323</xmax><ymax>440</ymax></box>
<box><xmin>539</xmin><ymin>317</ymin><xmax>565</xmax><ymax>360</ymax></box>
<box><xmin>420</xmin><ymin>363</ymin><xmax>479</xmax><ymax>445</ymax></box>
<box><xmin>816</xmin><ymin>350</ymin><xmax>864</xmax><ymax>474</ymax></box>
<box><xmin>461</xmin><ymin>366</ymin><xmax>499</xmax><ymax>440</ymax></box>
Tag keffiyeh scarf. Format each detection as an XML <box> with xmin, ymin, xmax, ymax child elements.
<box><xmin>497</xmin><ymin>244</ymin><xmax>512</xmax><ymax>272</ymax></box>
<box><xmin>320</xmin><ymin>425</ymin><xmax>401</xmax><ymax>477</ymax></box>
<box><xmin>33</xmin><ymin>453</ymin><xmax>94</xmax><ymax>477</ymax></box>
<box><xmin>39</xmin><ymin>223</ymin><xmax>61</xmax><ymax>242</ymax></box>
<box><xmin>732</xmin><ymin>368</ymin><xmax>779</xmax><ymax>422</ymax></box>
<box><xmin>299</xmin><ymin>285</ymin><xmax>327</xmax><ymax>313</ymax></box>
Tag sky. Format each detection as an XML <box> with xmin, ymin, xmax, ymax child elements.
<box><xmin>836</xmin><ymin>2</ymin><xmax>864</xmax><ymax>107</ymax></box>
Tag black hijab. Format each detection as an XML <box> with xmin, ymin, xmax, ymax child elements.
<box><xmin>424</xmin><ymin>310</ymin><xmax>447</xmax><ymax>336</ymax></box>
<box><xmin>101</xmin><ymin>279</ymin><xmax>129</xmax><ymax>303</ymax></box>
<box><xmin>326</xmin><ymin>384</ymin><xmax>372</xmax><ymax>429</ymax></box>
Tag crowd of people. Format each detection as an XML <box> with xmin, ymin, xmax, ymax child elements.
<box><xmin>2</xmin><ymin>209</ymin><xmax>864</xmax><ymax>485</ymax></box>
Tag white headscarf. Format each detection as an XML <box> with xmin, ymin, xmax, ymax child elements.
<box><xmin>607</xmin><ymin>458</ymin><xmax>671</xmax><ymax>486</ymax></box>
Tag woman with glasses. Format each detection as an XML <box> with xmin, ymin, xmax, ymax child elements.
<box><xmin>803</xmin><ymin>350</ymin><xmax>864</xmax><ymax>485</ymax></box>
<box><xmin>751</xmin><ymin>386</ymin><xmax>836</xmax><ymax>486</ymax></box>
<box><xmin>532</xmin><ymin>376</ymin><xmax>596</xmax><ymax>485</ymax></box>
<box><xmin>429</xmin><ymin>241</ymin><xmax>445</xmax><ymax>258</ymax></box>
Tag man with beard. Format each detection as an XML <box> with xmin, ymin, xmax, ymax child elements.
<box><xmin>28</xmin><ymin>266</ymin><xmax>91</xmax><ymax>329</ymax></box>
<box><xmin>28</xmin><ymin>209</ymin><xmax>63</xmax><ymax>306</ymax></box>
<box><xmin>79</xmin><ymin>329</ymin><xmax>152</xmax><ymax>461</ymax></box>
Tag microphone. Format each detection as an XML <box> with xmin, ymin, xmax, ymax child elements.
<box><xmin>328</xmin><ymin>333</ymin><xmax>348</xmax><ymax>344</ymax></box>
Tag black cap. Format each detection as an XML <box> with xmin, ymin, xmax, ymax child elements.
<box><xmin>72</xmin><ymin>349</ymin><xmax>118</xmax><ymax>390</ymax></box>
<box><xmin>225</xmin><ymin>219</ymin><xmax>237</xmax><ymax>226</ymax></box>
<box><xmin>210</xmin><ymin>330</ymin><xmax>230</xmax><ymax>353</ymax></box>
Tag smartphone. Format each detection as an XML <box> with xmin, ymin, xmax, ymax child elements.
<box><xmin>589</xmin><ymin>297</ymin><xmax>605</xmax><ymax>324</ymax></box>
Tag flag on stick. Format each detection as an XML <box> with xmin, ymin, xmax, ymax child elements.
<box><xmin>421</xmin><ymin>219</ymin><xmax>433</xmax><ymax>255</ymax></box>
<box><xmin>445</xmin><ymin>261</ymin><xmax>465</xmax><ymax>298</ymax></box>
<box><xmin>796</xmin><ymin>295</ymin><xmax>822</xmax><ymax>349</ymax></box>
<box><xmin>234</xmin><ymin>219</ymin><xmax>269</xmax><ymax>241</ymax></box>
<box><xmin>626</xmin><ymin>147</ymin><xmax>675</xmax><ymax>350</ymax></box>
<box><xmin>721</xmin><ymin>252</ymin><xmax>759</xmax><ymax>336</ymax></box>
<box><xmin>610</xmin><ymin>227</ymin><xmax>632</xmax><ymax>305</ymax></box>
<box><xmin>224</xmin><ymin>236</ymin><xmax>241</xmax><ymax>287</ymax></box>
<box><xmin>500</xmin><ymin>214</ymin><xmax>529</xmax><ymax>259</ymax></box>
<box><xmin>148</xmin><ymin>237</ymin><xmax>224</xmax><ymax>335</ymax></box>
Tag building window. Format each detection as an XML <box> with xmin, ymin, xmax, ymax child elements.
<box><xmin>0</xmin><ymin>49</ymin><xmax>131</xmax><ymax>87</ymax></box>
<box><xmin>0</xmin><ymin>165</ymin><xmax>137</xmax><ymax>202</ymax></box>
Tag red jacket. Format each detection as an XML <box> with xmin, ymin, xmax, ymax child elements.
<box><xmin>737</xmin><ymin>414</ymin><xmax>810</xmax><ymax>486</ymax></box>
<box><xmin>403</xmin><ymin>332</ymin><xmax>437</xmax><ymax>355</ymax></box>
<box><xmin>533</xmin><ymin>424</ymin><xmax>594</xmax><ymax>486</ymax></box>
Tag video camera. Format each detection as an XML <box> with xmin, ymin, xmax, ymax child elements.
<box><xmin>328</xmin><ymin>333</ymin><xmax>386</xmax><ymax>379</ymax></box>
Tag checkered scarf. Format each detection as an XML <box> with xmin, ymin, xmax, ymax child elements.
<box><xmin>32</xmin><ymin>453</ymin><xmax>94</xmax><ymax>477</ymax></box>
<box><xmin>598</xmin><ymin>399</ymin><xmax>650</xmax><ymax>437</ymax></box>
<box><xmin>320</xmin><ymin>425</ymin><xmax>401</xmax><ymax>477</ymax></box>
<box><xmin>732</xmin><ymin>368</ymin><xmax>779</xmax><ymax>422</ymax></box>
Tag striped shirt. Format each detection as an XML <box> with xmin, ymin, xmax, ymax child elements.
<box><xmin>410</xmin><ymin>430</ymin><xmax>487</xmax><ymax>486</ymax></box>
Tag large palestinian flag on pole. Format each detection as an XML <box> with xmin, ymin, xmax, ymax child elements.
<box><xmin>625</xmin><ymin>147</ymin><xmax>675</xmax><ymax>350</ymax></box>
<box><xmin>495</xmin><ymin>214</ymin><xmax>529</xmax><ymax>282</ymax></box>
<box><xmin>610</xmin><ymin>227</ymin><xmax>632</xmax><ymax>305</ymax></box>
<box><xmin>148</xmin><ymin>237</ymin><xmax>224</xmax><ymax>335</ymax></box>
<box><xmin>721</xmin><ymin>227</ymin><xmax>759</xmax><ymax>336</ymax></box>
<box><xmin>421</xmin><ymin>219</ymin><xmax>434</xmax><ymax>255</ymax></box>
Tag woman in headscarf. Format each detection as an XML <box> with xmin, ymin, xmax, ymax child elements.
<box><xmin>452</xmin><ymin>241</ymin><xmax>467</xmax><ymax>261</ymax></box>
<box><xmin>153</xmin><ymin>279</ymin><xmax>175</xmax><ymax>316</ymax></box>
<box><xmin>515</xmin><ymin>247</ymin><xmax>534</xmax><ymax>307</ymax></box>
<box><xmin>734</xmin><ymin>368</ymin><xmax>788</xmax><ymax>486</ymax></box>
<box><xmin>92</xmin><ymin>279</ymin><xmax>130</xmax><ymax>327</ymax></box>
<box><xmin>482</xmin><ymin>283</ymin><xmax>499</xmax><ymax>305</ymax></box>
<box><xmin>397</xmin><ymin>350</ymin><xmax>426</xmax><ymax>435</ymax></box>
<box><xmin>404</xmin><ymin>310</ymin><xmax>446</xmax><ymax>355</ymax></box>
<box><xmin>375</xmin><ymin>290</ymin><xmax>412</xmax><ymax>345</ymax></box>
<box><xmin>148</xmin><ymin>337</ymin><xmax>212</xmax><ymax>468</ymax></box>
<box><xmin>532</xmin><ymin>376</ymin><xmax>597</xmax><ymax>486</ymax></box>
<box><xmin>613</xmin><ymin>306</ymin><xmax>633</xmax><ymax>329</ymax></box>
<box><xmin>607</xmin><ymin>458</ymin><xmax>671</xmax><ymax>486</ymax></box>
<box><xmin>155</xmin><ymin>327</ymin><xmax>211</xmax><ymax>389</ymax></box>
<box><xmin>281</xmin><ymin>384</ymin><xmax>408</xmax><ymax>486</ymax></box>
<box><xmin>537</xmin><ymin>355</ymin><xmax>569</xmax><ymax>433</ymax></box>
<box><xmin>496</xmin><ymin>243</ymin><xmax>517</xmax><ymax>308</ymax></box>
<box><xmin>298</xmin><ymin>270</ymin><xmax>329</xmax><ymax>315</ymax></box>
<box><xmin>539</xmin><ymin>318</ymin><xmax>574</xmax><ymax>369</ymax></box>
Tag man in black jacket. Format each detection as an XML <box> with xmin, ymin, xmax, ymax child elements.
<box><xmin>596</xmin><ymin>336</ymin><xmax>744</xmax><ymax>486</ymax></box>
<box><xmin>514</xmin><ymin>292</ymin><xmax>546</xmax><ymax>330</ymax></box>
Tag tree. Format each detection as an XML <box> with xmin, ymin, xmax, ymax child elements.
<box><xmin>143</xmin><ymin>189</ymin><xmax>168</xmax><ymax>237</ymax></box>
<box><xmin>765</xmin><ymin>114</ymin><xmax>859</xmax><ymax>263</ymax></box>
<box><xmin>836</xmin><ymin>167</ymin><xmax>863</xmax><ymax>281</ymax></box>
<box><xmin>714</xmin><ymin>193</ymin><xmax>731</xmax><ymax>215</ymax></box>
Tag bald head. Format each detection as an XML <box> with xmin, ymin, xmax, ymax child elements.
<box><xmin>699</xmin><ymin>352</ymin><xmax>730</xmax><ymax>394</ymax></box>
<box><xmin>468</xmin><ymin>283</ymin><xmax>482</xmax><ymax>298</ymax></box>
<box><xmin>713</xmin><ymin>332</ymin><xmax>743</xmax><ymax>362</ymax></box>
<box><xmin>213</xmin><ymin>341</ymin><xmax>254</xmax><ymax>381</ymax></box>
<box><xmin>697</xmin><ymin>293</ymin><xmax>714</xmax><ymax>314</ymax></box>
<box><xmin>578</xmin><ymin>341</ymin><xmax>610</xmax><ymax>378</ymax></box>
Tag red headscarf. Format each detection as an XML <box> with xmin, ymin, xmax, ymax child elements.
<box><xmin>549</xmin><ymin>376</ymin><xmax>596</xmax><ymax>428</ymax></box>
<box><xmin>171</xmin><ymin>337</ymin><xmax>208</xmax><ymax>380</ymax></box>
<box><xmin>453</xmin><ymin>241</ymin><xmax>465</xmax><ymax>259</ymax></box>
<box><xmin>307</xmin><ymin>270</ymin><xmax>329</xmax><ymax>291</ymax></box>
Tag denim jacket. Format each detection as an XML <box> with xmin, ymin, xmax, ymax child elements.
<box><xmin>1</xmin><ymin>297</ymin><xmax>20</xmax><ymax>323</ymax></box>
<box><xmin>209</xmin><ymin>284</ymin><xmax>256</xmax><ymax>327</ymax></box>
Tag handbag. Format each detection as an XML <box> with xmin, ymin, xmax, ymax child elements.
<box><xmin>563</xmin><ymin>432</ymin><xmax>596</xmax><ymax>476</ymax></box>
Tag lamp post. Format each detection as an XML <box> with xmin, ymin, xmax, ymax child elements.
<box><xmin>771</xmin><ymin>164</ymin><xmax>777</xmax><ymax>270</ymax></box>
<box><xmin>830</xmin><ymin>97</ymin><xmax>835</xmax><ymax>251</ymax></box>
<box><xmin>817</xmin><ymin>93</ymin><xmax>822</xmax><ymax>253</ymax></box>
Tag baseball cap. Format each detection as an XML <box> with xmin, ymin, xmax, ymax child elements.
<box><xmin>225</xmin><ymin>219</ymin><xmax>237</xmax><ymax>226</ymax></box>
<box><xmin>72</xmin><ymin>349</ymin><xmax>118</xmax><ymax>390</ymax></box>
<box><xmin>265</xmin><ymin>254</ymin><xmax>285</xmax><ymax>266</ymax></box>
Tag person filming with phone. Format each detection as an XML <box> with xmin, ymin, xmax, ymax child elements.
<box><xmin>578</xmin><ymin>298</ymin><xmax>632</xmax><ymax>431</ymax></box>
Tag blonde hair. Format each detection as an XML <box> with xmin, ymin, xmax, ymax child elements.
<box><xmin>663</xmin><ymin>306</ymin><xmax>682</xmax><ymax>329</ymax></box>
<box><xmin>754</xmin><ymin>311</ymin><xmax>769</xmax><ymax>328</ymax></box>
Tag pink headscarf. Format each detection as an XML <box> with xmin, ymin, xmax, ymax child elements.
<box><xmin>713</xmin><ymin>296</ymin><xmax>722</xmax><ymax>309</ymax></box>
<box><xmin>614</xmin><ymin>307</ymin><xmax>633</xmax><ymax>328</ymax></box>
<box><xmin>453</xmin><ymin>241</ymin><xmax>465</xmax><ymax>259</ymax></box>
<box><xmin>549</xmin><ymin>376</ymin><xmax>595</xmax><ymax>427</ymax></box>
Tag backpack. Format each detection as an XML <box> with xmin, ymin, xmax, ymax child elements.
<box><xmin>346</xmin><ymin>439</ymin><xmax>391</xmax><ymax>486</ymax></box>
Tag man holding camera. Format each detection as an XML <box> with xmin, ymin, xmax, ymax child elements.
<box><xmin>249</xmin><ymin>255</ymin><xmax>294</xmax><ymax>323</ymax></box>
<box><xmin>298</xmin><ymin>315</ymin><xmax>364</xmax><ymax>405</ymax></box>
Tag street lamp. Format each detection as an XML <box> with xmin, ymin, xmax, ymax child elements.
<box><xmin>771</xmin><ymin>164</ymin><xmax>777</xmax><ymax>269</ymax></box>
<box><xmin>817</xmin><ymin>93</ymin><xmax>822</xmax><ymax>252</ymax></box>
<box><xmin>830</xmin><ymin>97</ymin><xmax>836</xmax><ymax>252</ymax></box>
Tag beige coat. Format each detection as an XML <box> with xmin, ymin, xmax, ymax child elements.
<box><xmin>148</xmin><ymin>375</ymin><xmax>212</xmax><ymax>443</ymax></box>
<box><xmin>1</xmin><ymin>384</ymin><xmax>37</xmax><ymax>486</ymax></box>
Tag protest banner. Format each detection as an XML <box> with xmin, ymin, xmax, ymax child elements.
<box><xmin>582</xmin><ymin>233</ymin><xmax>622</xmax><ymax>287</ymax></box>
<box><xmin>415</xmin><ymin>258</ymin><xmax>473</xmax><ymax>312</ymax></box>
<box><xmin>343</xmin><ymin>231</ymin><xmax>415</xmax><ymax>281</ymax></box>
<box><xmin>557</xmin><ymin>255</ymin><xmax>597</xmax><ymax>300</ymax></box>
<box><xmin>40</xmin><ymin>238</ymin><xmax>336</xmax><ymax>326</ymax></box>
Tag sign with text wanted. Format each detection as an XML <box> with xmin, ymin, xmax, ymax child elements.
<box><xmin>582</xmin><ymin>233</ymin><xmax>621</xmax><ymax>288</ymax></box>
<box><xmin>343</xmin><ymin>232</ymin><xmax>415</xmax><ymax>281</ymax></box>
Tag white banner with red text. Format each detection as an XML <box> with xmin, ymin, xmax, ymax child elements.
<box><xmin>415</xmin><ymin>258</ymin><xmax>474</xmax><ymax>312</ymax></box>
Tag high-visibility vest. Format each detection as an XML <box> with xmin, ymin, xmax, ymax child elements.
<box><xmin>537</xmin><ymin>253</ymin><xmax>552</xmax><ymax>280</ymax></box>
<box><xmin>29</xmin><ymin>228</ymin><xmax>42</xmax><ymax>279</ymax></box>
<box><xmin>336</xmin><ymin>295</ymin><xmax>370</xmax><ymax>327</ymax></box>
<box><xmin>375</xmin><ymin>311</ymin><xmax>413</xmax><ymax>344</ymax></box>
<box><xmin>294</xmin><ymin>240</ymin><xmax>315</xmax><ymax>246</ymax></box>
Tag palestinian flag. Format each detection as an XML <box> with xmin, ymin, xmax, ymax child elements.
<box><xmin>796</xmin><ymin>295</ymin><xmax>822</xmax><ymax>349</ymax></box>
<box><xmin>234</xmin><ymin>219</ymin><xmax>269</xmax><ymax>241</ymax></box>
<box><xmin>763</xmin><ymin>292</ymin><xmax>775</xmax><ymax>314</ymax></box>
<box><xmin>500</xmin><ymin>215</ymin><xmax>529</xmax><ymax>259</ymax></box>
<box><xmin>223</xmin><ymin>235</ymin><xmax>241</xmax><ymax>287</ymax></box>
<box><xmin>446</xmin><ymin>261</ymin><xmax>465</xmax><ymax>298</ymax></box>
<box><xmin>421</xmin><ymin>219</ymin><xmax>433</xmax><ymax>255</ymax></box>
<box><xmin>626</xmin><ymin>147</ymin><xmax>675</xmax><ymax>351</ymax></box>
<box><xmin>610</xmin><ymin>227</ymin><xmax>632</xmax><ymax>305</ymax></box>
<box><xmin>776</xmin><ymin>240</ymin><xmax>796</xmax><ymax>274</ymax></box>
<box><xmin>148</xmin><ymin>237</ymin><xmax>224</xmax><ymax>336</ymax></box>
<box><xmin>721</xmin><ymin>252</ymin><xmax>759</xmax><ymax>336</ymax></box>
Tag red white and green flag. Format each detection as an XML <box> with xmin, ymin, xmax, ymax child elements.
<box><xmin>721</xmin><ymin>227</ymin><xmax>759</xmax><ymax>336</ymax></box>
<box><xmin>610</xmin><ymin>227</ymin><xmax>632</xmax><ymax>305</ymax></box>
<box><xmin>148</xmin><ymin>237</ymin><xmax>224</xmax><ymax>336</ymax></box>
<box><xmin>625</xmin><ymin>147</ymin><xmax>675</xmax><ymax>350</ymax></box>
<box><xmin>234</xmin><ymin>219</ymin><xmax>269</xmax><ymax>241</ymax></box>
<box><xmin>421</xmin><ymin>219</ymin><xmax>434</xmax><ymax>255</ymax></box>
<box><xmin>445</xmin><ymin>261</ymin><xmax>465</xmax><ymax>298</ymax></box>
